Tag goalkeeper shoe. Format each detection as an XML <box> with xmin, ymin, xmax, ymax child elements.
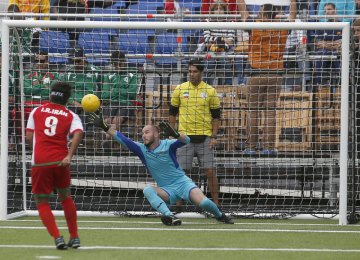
<box><xmin>55</xmin><ymin>236</ymin><xmax>68</xmax><ymax>250</ymax></box>
<box><xmin>216</xmin><ymin>213</ymin><xmax>234</xmax><ymax>224</ymax></box>
<box><xmin>68</xmin><ymin>237</ymin><xmax>81</xmax><ymax>249</ymax></box>
<box><xmin>161</xmin><ymin>215</ymin><xmax>182</xmax><ymax>226</ymax></box>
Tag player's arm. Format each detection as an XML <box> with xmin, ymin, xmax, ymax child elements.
<box><xmin>169</xmin><ymin>105</ymin><xmax>179</xmax><ymax>129</ymax></box>
<box><xmin>89</xmin><ymin>110</ymin><xmax>144</xmax><ymax>156</ymax></box>
<box><xmin>25</xmin><ymin>108</ymin><xmax>37</xmax><ymax>147</ymax></box>
<box><xmin>237</xmin><ymin>0</ymin><xmax>249</xmax><ymax>21</ymax></box>
<box><xmin>25</xmin><ymin>131</ymin><xmax>34</xmax><ymax>147</ymax></box>
<box><xmin>59</xmin><ymin>131</ymin><xmax>83</xmax><ymax>167</ymax></box>
<box><xmin>159</xmin><ymin>121</ymin><xmax>189</xmax><ymax>144</ymax></box>
<box><xmin>169</xmin><ymin>86</ymin><xmax>180</xmax><ymax>129</ymax></box>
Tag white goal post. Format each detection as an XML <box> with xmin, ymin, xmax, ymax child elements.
<box><xmin>0</xmin><ymin>20</ymin><xmax>350</xmax><ymax>224</ymax></box>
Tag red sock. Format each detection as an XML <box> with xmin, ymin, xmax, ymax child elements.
<box><xmin>37</xmin><ymin>203</ymin><xmax>60</xmax><ymax>239</ymax></box>
<box><xmin>61</xmin><ymin>197</ymin><xmax>78</xmax><ymax>239</ymax></box>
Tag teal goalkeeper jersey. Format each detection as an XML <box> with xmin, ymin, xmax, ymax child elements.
<box><xmin>113</xmin><ymin>131</ymin><xmax>192</xmax><ymax>187</ymax></box>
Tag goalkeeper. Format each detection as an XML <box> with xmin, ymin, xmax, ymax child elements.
<box><xmin>89</xmin><ymin>111</ymin><xmax>234</xmax><ymax>226</ymax></box>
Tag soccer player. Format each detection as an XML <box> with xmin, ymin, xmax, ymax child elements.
<box><xmin>26</xmin><ymin>82</ymin><xmax>83</xmax><ymax>249</ymax></box>
<box><xmin>89</xmin><ymin>112</ymin><xmax>234</xmax><ymax>225</ymax></box>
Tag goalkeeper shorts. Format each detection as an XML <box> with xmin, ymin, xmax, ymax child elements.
<box><xmin>160</xmin><ymin>179</ymin><xmax>198</xmax><ymax>205</ymax></box>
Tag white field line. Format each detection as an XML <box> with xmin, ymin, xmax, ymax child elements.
<box><xmin>0</xmin><ymin>226</ymin><xmax>360</xmax><ymax>233</ymax></box>
<box><xmin>0</xmin><ymin>245</ymin><xmax>360</xmax><ymax>253</ymax></box>
<box><xmin>2</xmin><ymin>220</ymin><xmax>351</xmax><ymax>227</ymax></box>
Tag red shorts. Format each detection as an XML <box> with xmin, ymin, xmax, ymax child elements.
<box><xmin>31</xmin><ymin>165</ymin><xmax>71</xmax><ymax>195</ymax></box>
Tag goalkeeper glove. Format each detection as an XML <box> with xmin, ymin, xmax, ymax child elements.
<box><xmin>89</xmin><ymin>109</ymin><xmax>110</xmax><ymax>132</ymax></box>
<box><xmin>159</xmin><ymin>121</ymin><xmax>180</xmax><ymax>138</ymax></box>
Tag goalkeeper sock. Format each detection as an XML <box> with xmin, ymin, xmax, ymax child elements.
<box><xmin>143</xmin><ymin>187</ymin><xmax>172</xmax><ymax>216</ymax></box>
<box><xmin>37</xmin><ymin>202</ymin><xmax>60</xmax><ymax>239</ymax></box>
<box><xmin>61</xmin><ymin>197</ymin><xmax>79</xmax><ymax>239</ymax></box>
<box><xmin>199</xmin><ymin>197</ymin><xmax>222</xmax><ymax>218</ymax></box>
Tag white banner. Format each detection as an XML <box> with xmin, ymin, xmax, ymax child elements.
<box><xmin>245</xmin><ymin>0</ymin><xmax>290</xmax><ymax>5</ymax></box>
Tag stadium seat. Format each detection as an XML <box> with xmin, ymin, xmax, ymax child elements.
<box><xmin>89</xmin><ymin>5</ymin><xmax>121</xmax><ymax>36</ymax></box>
<box><xmin>126</xmin><ymin>2</ymin><xmax>163</xmax><ymax>21</ymax></box>
<box><xmin>39</xmin><ymin>30</ymin><xmax>70</xmax><ymax>63</ymax></box>
<box><xmin>78</xmin><ymin>30</ymin><xmax>111</xmax><ymax>65</ymax></box>
<box><xmin>118</xmin><ymin>34</ymin><xmax>152</xmax><ymax>66</ymax></box>
<box><xmin>155</xmin><ymin>33</ymin><xmax>188</xmax><ymax>66</ymax></box>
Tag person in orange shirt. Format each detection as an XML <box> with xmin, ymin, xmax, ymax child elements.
<box><xmin>8</xmin><ymin>0</ymin><xmax>50</xmax><ymax>19</ymax></box>
<box><xmin>238</xmin><ymin>0</ymin><xmax>297</xmax><ymax>155</ymax></box>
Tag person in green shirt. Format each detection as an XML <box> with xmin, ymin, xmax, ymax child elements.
<box><xmin>101</xmin><ymin>50</ymin><xmax>139</xmax><ymax>128</ymax></box>
<box><xmin>58</xmin><ymin>48</ymin><xmax>102</xmax><ymax>114</ymax></box>
<box><xmin>23</xmin><ymin>51</ymin><xmax>58</xmax><ymax>102</ymax></box>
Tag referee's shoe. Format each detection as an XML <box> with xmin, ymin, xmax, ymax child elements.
<box><xmin>161</xmin><ymin>215</ymin><xmax>182</xmax><ymax>226</ymax></box>
<box><xmin>216</xmin><ymin>213</ymin><xmax>234</xmax><ymax>224</ymax></box>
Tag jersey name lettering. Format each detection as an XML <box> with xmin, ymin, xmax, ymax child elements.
<box><xmin>41</xmin><ymin>107</ymin><xmax>68</xmax><ymax>117</ymax></box>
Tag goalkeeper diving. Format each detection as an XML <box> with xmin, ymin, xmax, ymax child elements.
<box><xmin>89</xmin><ymin>110</ymin><xmax>234</xmax><ymax>225</ymax></box>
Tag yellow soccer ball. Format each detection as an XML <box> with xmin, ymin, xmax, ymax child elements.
<box><xmin>81</xmin><ymin>94</ymin><xmax>100</xmax><ymax>112</ymax></box>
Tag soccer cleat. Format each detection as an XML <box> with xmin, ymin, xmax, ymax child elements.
<box><xmin>161</xmin><ymin>215</ymin><xmax>182</xmax><ymax>226</ymax></box>
<box><xmin>68</xmin><ymin>237</ymin><xmax>81</xmax><ymax>249</ymax></box>
<box><xmin>216</xmin><ymin>213</ymin><xmax>234</xmax><ymax>224</ymax></box>
<box><xmin>55</xmin><ymin>236</ymin><xmax>68</xmax><ymax>250</ymax></box>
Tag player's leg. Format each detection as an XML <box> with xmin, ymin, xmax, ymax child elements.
<box><xmin>143</xmin><ymin>186</ymin><xmax>181</xmax><ymax>226</ymax></box>
<box><xmin>32</xmin><ymin>167</ymin><xmax>66</xmax><ymax>249</ymax></box>
<box><xmin>188</xmin><ymin>187</ymin><xmax>234</xmax><ymax>224</ymax></box>
<box><xmin>55</xmin><ymin>166</ymin><xmax>80</xmax><ymax>248</ymax></box>
<box><xmin>196</xmin><ymin>139</ymin><xmax>219</xmax><ymax>205</ymax></box>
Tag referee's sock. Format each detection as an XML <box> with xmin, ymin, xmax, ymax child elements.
<box><xmin>199</xmin><ymin>197</ymin><xmax>222</xmax><ymax>218</ymax></box>
<box><xmin>143</xmin><ymin>186</ymin><xmax>172</xmax><ymax>216</ymax></box>
<box><xmin>37</xmin><ymin>202</ymin><xmax>60</xmax><ymax>239</ymax></box>
<box><xmin>61</xmin><ymin>197</ymin><xmax>79</xmax><ymax>239</ymax></box>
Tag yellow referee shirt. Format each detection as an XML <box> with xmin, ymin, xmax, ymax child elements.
<box><xmin>170</xmin><ymin>81</ymin><xmax>220</xmax><ymax>136</ymax></box>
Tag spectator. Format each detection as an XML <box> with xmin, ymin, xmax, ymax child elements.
<box><xmin>357</xmin><ymin>0</ymin><xmax>360</xmax><ymax>14</ymax></box>
<box><xmin>164</xmin><ymin>0</ymin><xmax>181</xmax><ymax>15</ymax></box>
<box><xmin>169</xmin><ymin>58</ymin><xmax>221</xmax><ymax>207</ymax></box>
<box><xmin>313</xmin><ymin>3</ymin><xmax>342</xmax><ymax>86</ymax></box>
<box><xmin>58</xmin><ymin>48</ymin><xmax>101</xmax><ymax>116</ymax></box>
<box><xmin>197</xmin><ymin>2</ymin><xmax>235</xmax><ymax>85</ymax></box>
<box><xmin>8</xmin><ymin>0</ymin><xmax>50</xmax><ymax>19</ymax></box>
<box><xmin>8</xmin><ymin>4</ymin><xmax>41</xmax><ymax>55</ymax></box>
<box><xmin>101</xmin><ymin>51</ymin><xmax>138</xmax><ymax>130</ymax></box>
<box><xmin>238</xmin><ymin>0</ymin><xmax>297</xmax><ymax>155</ymax></box>
<box><xmin>24</xmin><ymin>51</ymin><xmax>58</xmax><ymax>102</ymax></box>
<box><xmin>318</xmin><ymin>0</ymin><xmax>355</xmax><ymax>23</ymax></box>
<box><xmin>201</xmin><ymin>0</ymin><xmax>237</xmax><ymax>15</ymax></box>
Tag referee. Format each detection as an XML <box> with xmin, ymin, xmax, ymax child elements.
<box><xmin>169</xmin><ymin>58</ymin><xmax>221</xmax><ymax>206</ymax></box>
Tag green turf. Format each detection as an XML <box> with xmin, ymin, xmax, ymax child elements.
<box><xmin>0</xmin><ymin>217</ymin><xmax>360</xmax><ymax>260</ymax></box>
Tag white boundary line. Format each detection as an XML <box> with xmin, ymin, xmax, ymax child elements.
<box><xmin>0</xmin><ymin>226</ymin><xmax>360</xmax><ymax>233</ymax></box>
<box><xmin>3</xmin><ymin>220</ymin><xmax>350</xmax><ymax>227</ymax></box>
<box><xmin>0</xmin><ymin>245</ymin><xmax>360</xmax><ymax>253</ymax></box>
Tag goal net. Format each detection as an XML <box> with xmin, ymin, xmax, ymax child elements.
<box><xmin>0</xmin><ymin>19</ymin><xmax>353</xmax><ymax>224</ymax></box>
